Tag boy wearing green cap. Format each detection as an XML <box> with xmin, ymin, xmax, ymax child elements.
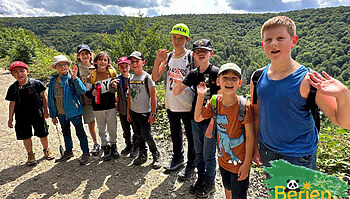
<box><xmin>152</xmin><ymin>24</ymin><xmax>197</xmax><ymax>180</ymax></box>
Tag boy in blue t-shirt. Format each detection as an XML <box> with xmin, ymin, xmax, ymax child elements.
<box><xmin>252</xmin><ymin>16</ymin><xmax>350</xmax><ymax>170</ymax></box>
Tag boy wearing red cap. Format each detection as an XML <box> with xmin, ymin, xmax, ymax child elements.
<box><xmin>110</xmin><ymin>57</ymin><xmax>138</xmax><ymax>157</ymax></box>
<box><xmin>6</xmin><ymin>61</ymin><xmax>54</xmax><ymax>166</ymax></box>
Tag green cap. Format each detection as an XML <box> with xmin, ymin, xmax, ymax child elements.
<box><xmin>170</xmin><ymin>23</ymin><xmax>190</xmax><ymax>38</ymax></box>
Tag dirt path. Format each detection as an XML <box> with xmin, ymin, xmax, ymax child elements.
<box><xmin>0</xmin><ymin>68</ymin><xmax>268</xmax><ymax>198</ymax></box>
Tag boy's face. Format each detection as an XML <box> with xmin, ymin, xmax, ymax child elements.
<box><xmin>261</xmin><ymin>25</ymin><xmax>298</xmax><ymax>62</ymax></box>
<box><xmin>11</xmin><ymin>67</ymin><xmax>29</xmax><ymax>84</ymax></box>
<box><xmin>77</xmin><ymin>49</ymin><xmax>91</xmax><ymax>64</ymax></box>
<box><xmin>217</xmin><ymin>71</ymin><xmax>242</xmax><ymax>95</ymax></box>
<box><xmin>129</xmin><ymin>57</ymin><xmax>144</xmax><ymax>74</ymax></box>
<box><xmin>193</xmin><ymin>48</ymin><xmax>213</xmax><ymax>64</ymax></box>
<box><xmin>54</xmin><ymin>61</ymin><xmax>69</xmax><ymax>75</ymax></box>
<box><xmin>171</xmin><ymin>34</ymin><xmax>188</xmax><ymax>49</ymax></box>
<box><xmin>118</xmin><ymin>63</ymin><xmax>130</xmax><ymax>75</ymax></box>
<box><xmin>96</xmin><ymin>55</ymin><xmax>109</xmax><ymax>71</ymax></box>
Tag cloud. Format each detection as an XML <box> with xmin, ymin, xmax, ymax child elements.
<box><xmin>226</xmin><ymin>0</ymin><xmax>320</xmax><ymax>12</ymax></box>
<box><xmin>83</xmin><ymin>0</ymin><xmax>160</xmax><ymax>8</ymax></box>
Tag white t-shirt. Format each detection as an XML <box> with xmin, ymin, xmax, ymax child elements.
<box><xmin>165</xmin><ymin>50</ymin><xmax>194</xmax><ymax>112</ymax></box>
<box><xmin>129</xmin><ymin>71</ymin><xmax>155</xmax><ymax>113</ymax></box>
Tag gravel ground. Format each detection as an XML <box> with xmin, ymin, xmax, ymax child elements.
<box><xmin>0</xmin><ymin>67</ymin><xmax>269</xmax><ymax>199</ymax></box>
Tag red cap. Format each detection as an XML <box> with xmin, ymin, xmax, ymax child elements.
<box><xmin>9</xmin><ymin>61</ymin><xmax>28</xmax><ymax>71</ymax></box>
<box><xmin>117</xmin><ymin>57</ymin><xmax>130</xmax><ymax>65</ymax></box>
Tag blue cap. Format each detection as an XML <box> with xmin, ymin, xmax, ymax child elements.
<box><xmin>77</xmin><ymin>44</ymin><xmax>91</xmax><ymax>53</ymax></box>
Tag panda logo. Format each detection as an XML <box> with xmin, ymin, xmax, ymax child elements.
<box><xmin>285</xmin><ymin>179</ymin><xmax>300</xmax><ymax>192</ymax></box>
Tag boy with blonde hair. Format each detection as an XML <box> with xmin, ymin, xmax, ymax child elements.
<box><xmin>252</xmin><ymin>16</ymin><xmax>350</xmax><ymax>170</ymax></box>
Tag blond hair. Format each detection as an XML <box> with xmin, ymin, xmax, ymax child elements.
<box><xmin>261</xmin><ymin>16</ymin><xmax>296</xmax><ymax>39</ymax></box>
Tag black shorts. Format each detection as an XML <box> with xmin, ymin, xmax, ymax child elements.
<box><xmin>15</xmin><ymin>117</ymin><xmax>49</xmax><ymax>140</ymax></box>
<box><xmin>219</xmin><ymin>165</ymin><xmax>249</xmax><ymax>199</ymax></box>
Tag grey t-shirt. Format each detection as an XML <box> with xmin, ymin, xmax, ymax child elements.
<box><xmin>129</xmin><ymin>71</ymin><xmax>155</xmax><ymax>113</ymax></box>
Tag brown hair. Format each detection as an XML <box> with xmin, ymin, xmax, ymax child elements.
<box><xmin>93</xmin><ymin>51</ymin><xmax>111</xmax><ymax>69</ymax></box>
<box><xmin>261</xmin><ymin>16</ymin><xmax>296</xmax><ymax>39</ymax></box>
<box><xmin>76</xmin><ymin>51</ymin><xmax>94</xmax><ymax>65</ymax></box>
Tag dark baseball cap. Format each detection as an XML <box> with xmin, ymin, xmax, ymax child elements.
<box><xmin>76</xmin><ymin>44</ymin><xmax>91</xmax><ymax>53</ymax></box>
<box><xmin>127</xmin><ymin>51</ymin><xmax>144</xmax><ymax>60</ymax></box>
<box><xmin>192</xmin><ymin>39</ymin><xmax>212</xmax><ymax>51</ymax></box>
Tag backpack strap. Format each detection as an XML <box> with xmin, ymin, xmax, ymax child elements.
<box><xmin>238</xmin><ymin>96</ymin><xmax>247</xmax><ymax>122</ymax></box>
<box><xmin>252</xmin><ymin>67</ymin><xmax>266</xmax><ymax>104</ymax></box>
<box><xmin>165</xmin><ymin>51</ymin><xmax>174</xmax><ymax>72</ymax></box>
<box><xmin>211</xmin><ymin>94</ymin><xmax>219</xmax><ymax>138</ymax></box>
<box><xmin>90</xmin><ymin>69</ymin><xmax>116</xmax><ymax>85</ymax></box>
<box><xmin>187</xmin><ymin>50</ymin><xmax>194</xmax><ymax>70</ymax></box>
<box><xmin>306</xmin><ymin>68</ymin><xmax>320</xmax><ymax>133</ymax></box>
<box><xmin>144</xmin><ymin>74</ymin><xmax>150</xmax><ymax>97</ymax></box>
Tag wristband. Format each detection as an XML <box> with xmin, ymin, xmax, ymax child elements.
<box><xmin>150</xmin><ymin>113</ymin><xmax>156</xmax><ymax>117</ymax></box>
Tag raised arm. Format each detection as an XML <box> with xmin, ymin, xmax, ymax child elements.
<box><xmin>171</xmin><ymin>69</ymin><xmax>188</xmax><ymax>95</ymax></box>
<box><xmin>194</xmin><ymin>82</ymin><xmax>207</xmax><ymax>122</ymax></box>
<box><xmin>152</xmin><ymin>49</ymin><xmax>168</xmax><ymax>81</ymax></box>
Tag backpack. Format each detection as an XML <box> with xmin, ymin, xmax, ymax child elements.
<box><xmin>144</xmin><ymin>74</ymin><xmax>159</xmax><ymax>111</ymax></box>
<box><xmin>14</xmin><ymin>78</ymin><xmax>44</xmax><ymax>117</ymax></box>
<box><xmin>251</xmin><ymin>67</ymin><xmax>320</xmax><ymax>132</ymax></box>
<box><xmin>165</xmin><ymin>50</ymin><xmax>194</xmax><ymax>72</ymax></box>
<box><xmin>89</xmin><ymin>68</ymin><xmax>117</xmax><ymax>85</ymax></box>
<box><xmin>211</xmin><ymin>94</ymin><xmax>247</xmax><ymax>138</ymax></box>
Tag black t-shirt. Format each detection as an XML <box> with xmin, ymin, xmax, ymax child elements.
<box><xmin>183</xmin><ymin>64</ymin><xmax>220</xmax><ymax>123</ymax></box>
<box><xmin>5</xmin><ymin>78</ymin><xmax>46</xmax><ymax>120</ymax></box>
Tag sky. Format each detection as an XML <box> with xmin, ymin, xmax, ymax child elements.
<box><xmin>0</xmin><ymin>0</ymin><xmax>349</xmax><ymax>17</ymax></box>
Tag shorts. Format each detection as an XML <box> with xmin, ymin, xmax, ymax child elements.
<box><xmin>82</xmin><ymin>104</ymin><xmax>95</xmax><ymax>124</ymax></box>
<box><xmin>15</xmin><ymin>117</ymin><xmax>49</xmax><ymax>140</ymax></box>
<box><xmin>219</xmin><ymin>165</ymin><xmax>249</xmax><ymax>199</ymax></box>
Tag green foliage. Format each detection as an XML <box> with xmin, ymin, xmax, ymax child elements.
<box><xmin>103</xmin><ymin>13</ymin><xmax>168</xmax><ymax>71</ymax></box>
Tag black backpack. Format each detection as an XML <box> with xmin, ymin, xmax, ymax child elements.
<box><xmin>251</xmin><ymin>67</ymin><xmax>321</xmax><ymax>132</ymax></box>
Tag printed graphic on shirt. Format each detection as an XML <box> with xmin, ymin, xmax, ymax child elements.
<box><xmin>96</xmin><ymin>78</ymin><xmax>113</xmax><ymax>94</ymax></box>
<box><xmin>168</xmin><ymin>67</ymin><xmax>189</xmax><ymax>91</ymax></box>
<box><xmin>217</xmin><ymin>114</ymin><xmax>244</xmax><ymax>166</ymax></box>
<box><xmin>130</xmin><ymin>80</ymin><xmax>145</xmax><ymax>100</ymax></box>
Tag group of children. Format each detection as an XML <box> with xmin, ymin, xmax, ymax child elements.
<box><xmin>6</xmin><ymin>16</ymin><xmax>350</xmax><ymax>199</ymax></box>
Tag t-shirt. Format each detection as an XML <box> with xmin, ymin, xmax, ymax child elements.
<box><xmin>183</xmin><ymin>64</ymin><xmax>220</xmax><ymax>123</ymax></box>
<box><xmin>165</xmin><ymin>50</ymin><xmax>194</xmax><ymax>112</ymax></box>
<box><xmin>129</xmin><ymin>71</ymin><xmax>155</xmax><ymax>113</ymax></box>
<box><xmin>86</xmin><ymin>69</ymin><xmax>116</xmax><ymax>111</ymax></box>
<box><xmin>5</xmin><ymin>78</ymin><xmax>46</xmax><ymax>120</ymax></box>
<box><xmin>116</xmin><ymin>75</ymin><xmax>132</xmax><ymax>115</ymax></box>
<box><xmin>201</xmin><ymin>95</ymin><xmax>253</xmax><ymax>173</ymax></box>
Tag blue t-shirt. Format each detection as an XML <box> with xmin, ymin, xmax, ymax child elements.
<box><xmin>257</xmin><ymin>64</ymin><xmax>318</xmax><ymax>157</ymax></box>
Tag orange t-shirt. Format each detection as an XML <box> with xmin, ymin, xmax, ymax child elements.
<box><xmin>201</xmin><ymin>95</ymin><xmax>253</xmax><ymax>173</ymax></box>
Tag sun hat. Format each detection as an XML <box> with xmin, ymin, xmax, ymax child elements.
<box><xmin>9</xmin><ymin>61</ymin><xmax>28</xmax><ymax>71</ymax></box>
<box><xmin>50</xmin><ymin>55</ymin><xmax>72</xmax><ymax>68</ymax></box>
<box><xmin>170</xmin><ymin>23</ymin><xmax>190</xmax><ymax>38</ymax></box>
<box><xmin>218</xmin><ymin>63</ymin><xmax>241</xmax><ymax>78</ymax></box>
<box><xmin>118</xmin><ymin>57</ymin><xmax>130</xmax><ymax>65</ymax></box>
<box><xmin>127</xmin><ymin>51</ymin><xmax>144</xmax><ymax>60</ymax></box>
<box><xmin>76</xmin><ymin>44</ymin><xmax>91</xmax><ymax>53</ymax></box>
<box><xmin>192</xmin><ymin>39</ymin><xmax>213</xmax><ymax>51</ymax></box>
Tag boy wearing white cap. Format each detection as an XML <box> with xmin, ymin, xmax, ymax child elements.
<box><xmin>195</xmin><ymin>63</ymin><xmax>254</xmax><ymax>199</ymax></box>
<box><xmin>48</xmin><ymin>55</ymin><xmax>90</xmax><ymax>165</ymax></box>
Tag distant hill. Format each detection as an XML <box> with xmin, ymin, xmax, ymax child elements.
<box><xmin>1</xmin><ymin>6</ymin><xmax>350</xmax><ymax>88</ymax></box>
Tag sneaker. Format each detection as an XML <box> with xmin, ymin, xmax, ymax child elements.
<box><xmin>43</xmin><ymin>148</ymin><xmax>55</xmax><ymax>160</ymax></box>
<box><xmin>152</xmin><ymin>151</ymin><xmax>161</xmax><ymax>169</ymax></box>
<box><xmin>164</xmin><ymin>157</ymin><xmax>184</xmax><ymax>171</ymax></box>
<box><xmin>178</xmin><ymin>166</ymin><xmax>195</xmax><ymax>181</ymax></box>
<box><xmin>129</xmin><ymin>146</ymin><xmax>139</xmax><ymax>158</ymax></box>
<box><xmin>189</xmin><ymin>175</ymin><xmax>205</xmax><ymax>195</ymax></box>
<box><xmin>133</xmin><ymin>150</ymin><xmax>147</xmax><ymax>165</ymax></box>
<box><xmin>111</xmin><ymin>144</ymin><xmax>120</xmax><ymax>158</ymax></box>
<box><xmin>91</xmin><ymin>143</ymin><xmax>100</xmax><ymax>156</ymax></box>
<box><xmin>102</xmin><ymin>145</ymin><xmax>112</xmax><ymax>161</ymax></box>
<box><xmin>195</xmin><ymin>179</ymin><xmax>216</xmax><ymax>198</ymax></box>
<box><xmin>60</xmin><ymin>151</ymin><xmax>74</xmax><ymax>161</ymax></box>
<box><xmin>121</xmin><ymin>144</ymin><xmax>132</xmax><ymax>155</ymax></box>
<box><xmin>26</xmin><ymin>151</ymin><xmax>37</xmax><ymax>166</ymax></box>
<box><xmin>79</xmin><ymin>153</ymin><xmax>90</xmax><ymax>165</ymax></box>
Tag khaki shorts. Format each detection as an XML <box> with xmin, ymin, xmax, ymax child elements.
<box><xmin>83</xmin><ymin>104</ymin><xmax>95</xmax><ymax>124</ymax></box>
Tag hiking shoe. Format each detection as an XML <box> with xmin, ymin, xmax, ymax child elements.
<box><xmin>178</xmin><ymin>166</ymin><xmax>195</xmax><ymax>181</ymax></box>
<box><xmin>121</xmin><ymin>144</ymin><xmax>132</xmax><ymax>155</ymax></box>
<box><xmin>79</xmin><ymin>153</ymin><xmax>90</xmax><ymax>165</ymax></box>
<box><xmin>111</xmin><ymin>144</ymin><xmax>120</xmax><ymax>158</ymax></box>
<box><xmin>189</xmin><ymin>175</ymin><xmax>205</xmax><ymax>195</ymax></box>
<box><xmin>152</xmin><ymin>151</ymin><xmax>161</xmax><ymax>169</ymax></box>
<box><xmin>133</xmin><ymin>150</ymin><xmax>147</xmax><ymax>165</ymax></box>
<box><xmin>60</xmin><ymin>151</ymin><xmax>74</xmax><ymax>161</ymax></box>
<box><xmin>164</xmin><ymin>157</ymin><xmax>184</xmax><ymax>171</ymax></box>
<box><xmin>91</xmin><ymin>143</ymin><xmax>100</xmax><ymax>156</ymax></box>
<box><xmin>26</xmin><ymin>151</ymin><xmax>37</xmax><ymax>166</ymax></box>
<box><xmin>195</xmin><ymin>179</ymin><xmax>216</xmax><ymax>198</ymax></box>
<box><xmin>43</xmin><ymin>148</ymin><xmax>55</xmax><ymax>160</ymax></box>
<box><xmin>129</xmin><ymin>146</ymin><xmax>139</xmax><ymax>158</ymax></box>
<box><xmin>102</xmin><ymin>145</ymin><xmax>112</xmax><ymax>161</ymax></box>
